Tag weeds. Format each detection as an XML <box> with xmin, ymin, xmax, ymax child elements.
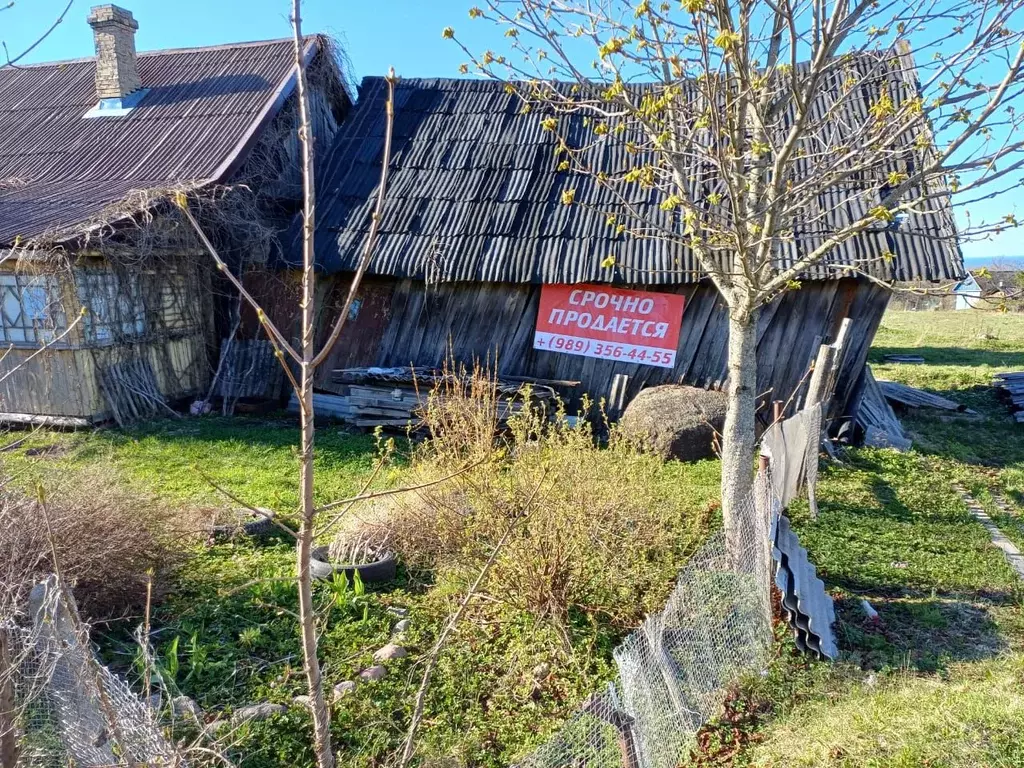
<box><xmin>384</xmin><ymin>366</ymin><xmax>718</xmax><ymax>642</ymax></box>
<box><xmin>0</xmin><ymin>466</ymin><xmax>190</xmax><ymax>620</ymax></box>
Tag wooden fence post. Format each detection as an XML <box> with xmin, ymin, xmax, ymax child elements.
<box><xmin>0</xmin><ymin>629</ymin><xmax>20</xmax><ymax>768</ymax></box>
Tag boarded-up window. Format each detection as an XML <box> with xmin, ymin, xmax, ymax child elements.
<box><xmin>0</xmin><ymin>273</ymin><xmax>66</xmax><ymax>344</ymax></box>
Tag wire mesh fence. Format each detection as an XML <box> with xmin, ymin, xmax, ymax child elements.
<box><xmin>518</xmin><ymin>472</ymin><xmax>779</xmax><ymax>768</ymax></box>
<box><xmin>3</xmin><ymin>437</ymin><xmax>795</xmax><ymax>768</ymax></box>
<box><xmin>1</xmin><ymin>576</ymin><xmax>179</xmax><ymax>768</ymax></box>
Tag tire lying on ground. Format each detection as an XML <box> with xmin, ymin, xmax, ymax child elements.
<box><xmin>309</xmin><ymin>546</ymin><xmax>398</xmax><ymax>583</ymax></box>
<box><xmin>619</xmin><ymin>384</ymin><xmax>727</xmax><ymax>462</ymax></box>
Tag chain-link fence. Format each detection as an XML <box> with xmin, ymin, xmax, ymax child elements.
<box><xmin>519</xmin><ymin>470</ymin><xmax>780</xmax><ymax>768</ymax></box>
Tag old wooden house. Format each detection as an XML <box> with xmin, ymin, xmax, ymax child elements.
<box><xmin>285</xmin><ymin>74</ymin><xmax>962</xmax><ymax>427</ymax></box>
<box><xmin>0</xmin><ymin>4</ymin><xmax>347</xmax><ymax>425</ymax></box>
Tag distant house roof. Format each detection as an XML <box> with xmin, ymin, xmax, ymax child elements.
<box><xmin>0</xmin><ymin>37</ymin><xmax>325</xmax><ymax>247</ymax></box>
<box><xmin>300</xmin><ymin>72</ymin><xmax>964</xmax><ymax>286</ymax></box>
<box><xmin>960</xmin><ymin>269</ymin><xmax>1022</xmax><ymax>295</ymax></box>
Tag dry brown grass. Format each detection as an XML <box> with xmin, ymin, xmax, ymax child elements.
<box><xmin>347</xmin><ymin>365</ymin><xmax>714</xmax><ymax>642</ymax></box>
<box><xmin>0</xmin><ymin>467</ymin><xmax>194</xmax><ymax>621</ymax></box>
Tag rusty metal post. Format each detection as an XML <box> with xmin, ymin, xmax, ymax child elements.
<box><xmin>582</xmin><ymin>686</ymin><xmax>642</xmax><ymax>768</ymax></box>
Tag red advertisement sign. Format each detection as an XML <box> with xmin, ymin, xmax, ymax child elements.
<box><xmin>533</xmin><ymin>284</ymin><xmax>686</xmax><ymax>368</ymax></box>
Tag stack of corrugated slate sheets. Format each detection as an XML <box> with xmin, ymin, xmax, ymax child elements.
<box><xmin>995</xmin><ymin>372</ymin><xmax>1024</xmax><ymax>423</ymax></box>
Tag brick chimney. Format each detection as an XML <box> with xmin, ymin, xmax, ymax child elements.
<box><xmin>87</xmin><ymin>5</ymin><xmax>141</xmax><ymax>101</ymax></box>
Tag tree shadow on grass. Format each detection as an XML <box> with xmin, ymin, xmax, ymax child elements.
<box><xmin>69</xmin><ymin>415</ymin><xmax>385</xmax><ymax>471</ymax></box>
<box><xmin>869</xmin><ymin>346</ymin><xmax>1024</xmax><ymax>369</ymax></box>
<box><xmin>795</xmin><ymin>467</ymin><xmax>1017</xmax><ymax>671</ymax></box>
<box><xmin>833</xmin><ymin>594</ymin><xmax>1005</xmax><ymax>672</ymax></box>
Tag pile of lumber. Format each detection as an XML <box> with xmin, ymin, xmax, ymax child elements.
<box><xmin>994</xmin><ymin>372</ymin><xmax>1024</xmax><ymax>423</ymax></box>
<box><xmin>288</xmin><ymin>388</ymin><xmax>419</xmax><ymax>428</ymax></box>
<box><xmin>290</xmin><ymin>367</ymin><xmax>557</xmax><ymax>429</ymax></box>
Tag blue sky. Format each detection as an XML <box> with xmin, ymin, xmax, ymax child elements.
<box><xmin>1</xmin><ymin>0</ymin><xmax>484</xmax><ymax>80</ymax></box>
<box><xmin>2</xmin><ymin>0</ymin><xmax>1020</xmax><ymax>261</ymax></box>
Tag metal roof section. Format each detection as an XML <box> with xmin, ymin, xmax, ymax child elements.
<box><xmin>771</xmin><ymin>514</ymin><xmax>838</xmax><ymax>660</ymax></box>
<box><xmin>83</xmin><ymin>89</ymin><xmax>151</xmax><ymax>119</ymax></box>
<box><xmin>0</xmin><ymin>37</ymin><xmax>318</xmax><ymax>246</ymax></box>
<box><xmin>299</xmin><ymin>67</ymin><xmax>964</xmax><ymax>286</ymax></box>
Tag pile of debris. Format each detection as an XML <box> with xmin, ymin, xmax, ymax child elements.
<box><xmin>289</xmin><ymin>367</ymin><xmax>557</xmax><ymax>429</ymax></box>
<box><xmin>995</xmin><ymin>372</ymin><xmax>1024</xmax><ymax>423</ymax></box>
<box><xmin>854</xmin><ymin>367</ymin><xmax>912</xmax><ymax>450</ymax></box>
<box><xmin>856</xmin><ymin>365</ymin><xmax>980</xmax><ymax>449</ymax></box>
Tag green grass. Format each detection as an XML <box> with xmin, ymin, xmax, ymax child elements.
<box><xmin>2</xmin><ymin>416</ymin><xmax>388</xmax><ymax>511</ymax></box>
<box><xmin>3</xmin><ymin>413</ymin><xmax>719</xmax><ymax>768</ymax></box>
<box><xmin>10</xmin><ymin>309</ymin><xmax>1024</xmax><ymax>768</ymax></box>
<box><xmin>710</xmin><ymin>309</ymin><xmax>1024</xmax><ymax>768</ymax></box>
<box><xmin>749</xmin><ymin>654</ymin><xmax>1024</xmax><ymax>768</ymax></box>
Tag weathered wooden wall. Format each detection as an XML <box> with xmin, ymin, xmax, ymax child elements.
<box><xmin>0</xmin><ymin>337</ymin><xmax>207</xmax><ymax>421</ymax></box>
<box><xmin>0</xmin><ymin>259</ymin><xmax>211</xmax><ymax>422</ymax></box>
<box><xmin>310</xmin><ymin>276</ymin><xmax>890</xmax><ymax>424</ymax></box>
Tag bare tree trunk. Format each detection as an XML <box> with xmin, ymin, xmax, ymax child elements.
<box><xmin>291</xmin><ymin>3</ymin><xmax>334</xmax><ymax>768</ymax></box>
<box><xmin>721</xmin><ymin>307</ymin><xmax>759</xmax><ymax>561</ymax></box>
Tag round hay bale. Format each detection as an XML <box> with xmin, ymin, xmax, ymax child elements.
<box><xmin>620</xmin><ymin>385</ymin><xmax>727</xmax><ymax>462</ymax></box>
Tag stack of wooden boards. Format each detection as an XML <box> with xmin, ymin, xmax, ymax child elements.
<box><xmin>856</xmin><ymin>365</ymin><xmax>982</xmax><ymax>449</ymax></box>
<box><xmin>995</xmin><ymin>372</ymin><xmax>1024</xmax><ymax>423</ymax></box>
<box><xmin>289</xmin><ymin>366</ymin><xmax>557</xmax><ymax>429</ymax></box>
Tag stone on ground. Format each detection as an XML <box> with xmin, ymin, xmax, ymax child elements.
<box><xmin>619</xmin><ymin>384</ymin><xmax>728</xmax><ymax>462</ymax></box>
<box><xmin>359</xmin><ymin>665</ymin><xmax>387</xmax><ymax>682</ymax></box>
<box><xmin>231</xmin><ymin>703</ymin><xmax>287</xmax><ymax>724</ymax></box>
<box><xmin>333</xmin><ymin>681</ymin><xmax>357</xmax><ymax>700</ymax></box>
<box><xmin>373</xmin><ymin>643</ymin><xmax>408</xmax><ymax>662</ymax></box>
<box><xmin>392</xmin><ymin>618</ymin><xmax>411</xmax><ymax>635</ymax></box>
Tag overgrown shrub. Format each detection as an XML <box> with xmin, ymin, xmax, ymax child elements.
<box><xmin>360</xmin><ymin>366</ymin><xmax>717</xmax><ymax>643</ymax></box>
<box><xmin>0</xmin><ymin>467</ymin><xmax>191</xmax><ymax>620</ymax></box>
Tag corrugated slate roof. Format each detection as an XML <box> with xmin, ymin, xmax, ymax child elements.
<box><xmin>302</xmin><ymin>70</ymin><xmax>963</xmax><ymax>285</ymax></box>
<box><xmin>0</xmin><ymin>38</ymin><xmax>308</xmax><ymax>246</ymax></box>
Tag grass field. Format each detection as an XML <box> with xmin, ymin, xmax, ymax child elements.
<box><xmin>2</xmin><ymin>412</ymin><xmax>720</xmax><ymax>767</ymax></box>
<box><xmin>4</xmin><ymin>308</ymin><xmax>1024</xmax><ymax>767</ymax></box>
<box><xmin>725</xmin><ymin>309</ymin><xmax>1024</xmax><ymax>768</ymax></box>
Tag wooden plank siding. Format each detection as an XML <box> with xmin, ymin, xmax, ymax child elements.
<box><xmin>0</xmin><ymin>259</ymin><xmax>212</xmax><ymax>422</ymax></box>
<box><xmin>308</xmin><ymin>275</ymin><xmax>889</xmax><ymax>425</ymax></box>
<box><xmin>0</xmin><ymin>335</ymin><xmax>209</xmax><ymax>420</ymax></box>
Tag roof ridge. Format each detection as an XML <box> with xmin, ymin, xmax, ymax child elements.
<box><xmin>6</xmin><ymin>36</ymin><xmax>299</xmax><ymax>71</ymax></box>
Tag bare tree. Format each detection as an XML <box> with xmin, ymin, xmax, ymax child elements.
<box><xmin>0</xmin><ymin>0</ymin><xmax>75</xmax><ymax>69</ymax></box>
<box><xmin>449</xmin><ymin>0</ymin><xmax>1024</xmax><ymax>553</ymax></box>
<box><xmin>177</xmin><ymin>6</ymin><xmax>397</xmax><ymax>767</ymax></box>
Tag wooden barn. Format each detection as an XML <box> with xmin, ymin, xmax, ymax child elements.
<box><xmin>287</xmin><ymin>75</ymin><xmax>963</xmax><ymax>427</ymax></box>
<box><xmin>0</xmin><ymin>5</ymin><xmax>348</xmax><ymax>425</ymax></box>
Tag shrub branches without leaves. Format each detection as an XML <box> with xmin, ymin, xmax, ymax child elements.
<box><xmin>0</xmin><ymin>468</ymin><xmax>189</xmax><ymax>621</ymax></box>
<box><xmin>355</xmin><ymin>366</ymin><xmax>714</xmax><ymax>644</ymax></box>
